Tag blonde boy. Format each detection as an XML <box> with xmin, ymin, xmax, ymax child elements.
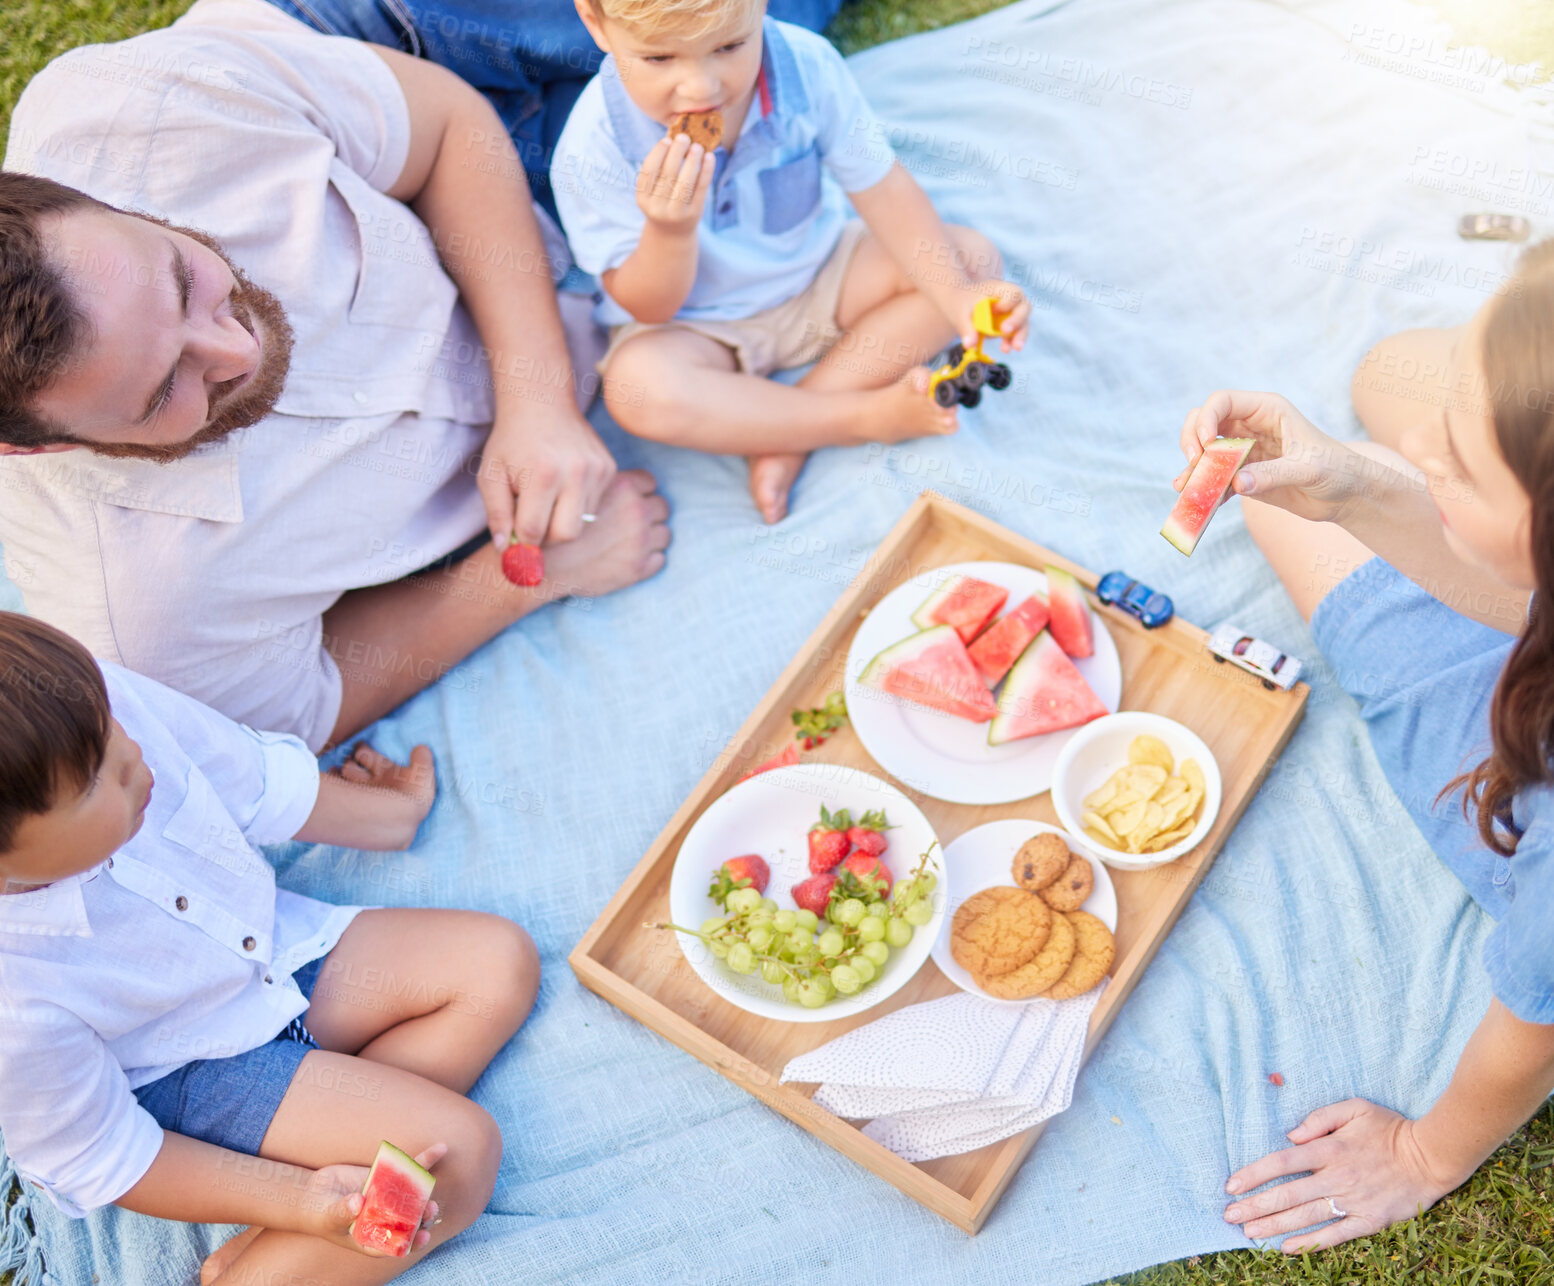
<box><xmin>553</xmin><ymin>0</ymin><xmax>1030</xmax><ymax>522</ymax></box>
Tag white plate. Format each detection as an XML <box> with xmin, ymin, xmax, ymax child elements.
<box><xmin>844</xmin><ymin>561</ymin><xmax>1122</xmax><ymax>804</ymax></box>
<box><xmin>930</xmin><ymin>820</ymin><xmax>1117</xmax><ymax>1005</ymax></box>
<box><xmin>666</xmin><ymin>763</ymin><xmax>945</xmax><ymax>1023</ymax></box>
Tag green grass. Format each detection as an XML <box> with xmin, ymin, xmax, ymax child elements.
<box><xmin>4</xmin><ymin>2</ymin><xmax>1554</xmax><ymax>1284</ymax></box>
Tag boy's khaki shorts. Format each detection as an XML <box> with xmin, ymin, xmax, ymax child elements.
<box><xmin>598</xmin><ymin>219</ymin><xmax>868</xmax><ymax>377</ymax></box>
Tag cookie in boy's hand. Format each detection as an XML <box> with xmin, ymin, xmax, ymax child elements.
<box><xmin>667</xmin><ymin>109</ymin><xmax>724</xmax><ymax>151</ymax></box>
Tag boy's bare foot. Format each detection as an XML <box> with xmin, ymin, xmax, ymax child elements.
<box><xmin>201</xmin><ymin>1226</ymin><xmax>262</xmax><ymax>1285</ymax></box>
<box><xmin>863</xmin><ymin>367</ymin><xmax>959</xmax><ymax>444</ymax></box>
<box><xmin>747</xmin><ymin>452</ymin><xmax>808</xmax><ymax>524</ymax></box>
<box><xmin>542</xmin><ymin>469</ymin><xmax>672</xmax><ymax>599</ymax></box>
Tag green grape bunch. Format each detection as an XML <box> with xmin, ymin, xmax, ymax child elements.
<box><xmin>652</xmin><ymin>844</ymin><xmax>942</xmax><ymax>1011</ymax></box>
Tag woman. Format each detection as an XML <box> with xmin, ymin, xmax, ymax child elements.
<box><xmin>1176</xmin><ymin>243</ymin><xmax>1554</xmax><ymax>1252</ymax></box>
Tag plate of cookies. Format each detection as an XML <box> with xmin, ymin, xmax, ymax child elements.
<box><xmin>932</xmin><ymin>822</ymin><xmax>1117</xmax><ymax>1004</ymax></box>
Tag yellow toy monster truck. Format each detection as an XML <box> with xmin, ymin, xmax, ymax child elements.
<box><xmin>928</xmin><ymin>297</ymin><xmax>1014</xmax><ymax>408</ymax></box>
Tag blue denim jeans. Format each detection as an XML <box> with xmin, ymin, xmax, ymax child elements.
<box><xmin>263</xmin><ymin>0</ymin><xmax>845</xmax><ymax>218</ymax></box>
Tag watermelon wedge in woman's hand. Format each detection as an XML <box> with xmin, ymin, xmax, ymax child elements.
<box><xmin>1161</xmin><ymin>438</ymin><xmax>1255</xmax><ymax>556</ymax></box>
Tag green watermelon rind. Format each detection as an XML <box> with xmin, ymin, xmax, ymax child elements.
<box><xmin>350</xmin><ymin>1140</ymin><xmax>437</xmax><ymax>1257</ymax></box>
<box><xmin>909</xmin><ymin>573</ymin><xmax>1008</xmax><ymax>642</ymax></box>
<box><xmin>987</xmin><ymin>630</ymin><xmax>1108</xmax><ymax>746</ymax></box>
<box><xmin>859</xmin><ymin>624</ymin><xmax>998</xmax><ymax>722</ymax></box>
<box><xmin>1161</xmin><ymin>438</ymin><xmax>1255</xmax><ymax>556</ymax></box>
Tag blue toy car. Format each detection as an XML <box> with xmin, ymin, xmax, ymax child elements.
<box><xmin>1096</xmin><ymin>571</ymin><xmax>1174</xmax><ymax>628</ymax></box>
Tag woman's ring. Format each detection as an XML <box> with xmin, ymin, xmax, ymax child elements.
<box><xmin>580</xmin><ymin>513</ymin><xmax>598</xmax><ymax>523</ymax></box>
<box><xmin>1327</xmin><ymin>1197</ymin><xmax>1347</xmax><ymax>1219</ymax></box>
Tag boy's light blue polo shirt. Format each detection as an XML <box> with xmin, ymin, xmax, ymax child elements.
<box><xmin>551</xmin><ymin>18</ymin><xmax>896</xmax><ymax>327</ymax></box>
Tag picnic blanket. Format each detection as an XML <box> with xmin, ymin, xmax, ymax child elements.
<box><xmin>4</xmin><ymin>0</ymin><xmax>1551</xmax><ymax>1280</ymax></box>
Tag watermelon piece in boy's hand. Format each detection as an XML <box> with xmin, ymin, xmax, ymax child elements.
<box><xmin>1162</xmin><ymin>437</ymin><xmax>1255</xmax><ymax>556</ymax></box>
<box><xmin>350</xmin><ymin>1141</ymin><xmax>436</xmax><ymax>1258</ymax></box>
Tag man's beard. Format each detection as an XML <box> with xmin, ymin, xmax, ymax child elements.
<box><xmin>81</xmin><ymin>222</ymin><xmax>295</xmax><ymax>462</ymax></box>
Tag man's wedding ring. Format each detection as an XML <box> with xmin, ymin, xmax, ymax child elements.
<box><xmin>580</xmin><ymin>513</ymin><xmax>598</xmax><ymax>523</ymax></box>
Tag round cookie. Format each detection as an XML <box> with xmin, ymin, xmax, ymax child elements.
<box><xmin>979</xmin><ymin>910</ymin><xmax>1077</xmax><ymax>999</ymax></box>
<box><xmin>951</xmin><ymin>887</ymin><xmax>1051</xmax><ymax>978</ymax></box>
<box><xmin>1043</xmin><ymin>909</ymin><xmax>1116</xmax><ymax>1000</ymax></box>
<box><xmin>1012</xmin><ymin>832</ymin><xmax>1070</xmax><ymax>892</ymax></box>
<box><xmin>667</xmin><ymin>109</ymin><xmax>724</xmax><ymax>150</ymax></box>
<box><xmin>1039</xmin><ymin>855</ymin><xmax>1095</xmax><ymax>913</ymax></box>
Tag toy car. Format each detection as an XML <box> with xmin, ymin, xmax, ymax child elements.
<box><xmin>929</xmin><ymin>297</ymin><xmax>1013</xmax><ymax>408</ymax></box>
<box><xmin>1095</xmin><ymin>571</ymin><xmax>1174</xmax><ymax>628</ymax></box>
<box><xmin>1207</xmin><ymin>623</ymin><xmax>1302</xmax><ymax>691</ymax></box>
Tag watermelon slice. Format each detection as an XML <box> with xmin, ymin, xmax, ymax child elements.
<box><xmin>987</xmin><ymin>631</ymin><xmax>1108</xmax><ymax>744</ymax></box>
<box><xmin>350</xmin><ymin>1141</ymin><xmax>436</xmax><ymax>1258</ymax></box>
<box><xmin>860</xmin><ymin>625</ymin><xmax>999</xmax><ymax>722</ymax></box>
<box><xmin>910</xmin><ymin>574</ymin><xmax>1009</xmax><ymax>644</ymax></box>
<box><xmin>967</xmin><ymin>594</ymin><xmax>1050</xmax><ymax>685</ymax></box>
<box><xmin>1043</xmin><ymin>565</ymin><xmax>1094</xmax><ymax>659</ymax></box>
<box><xmin>739</xmin><ymin>742</ymin><xmax>800</xmax><ymax>782</ymax></box>
<box><xmin>1161</xmin><ymin>437</ymin><xmax>1255</xmax><ymax>556</ymax></box>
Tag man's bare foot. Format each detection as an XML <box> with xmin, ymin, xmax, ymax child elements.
<box><xmin>201</xmin><ymin>1226</ymin><xmax>263</xmax><ymax>1285</ymax></box>
<box><xmin>861</xmin><ymin>367</ymin><xmax>959</xmax><ymax>443</ymax></box>
<box><xmin>542</xmin><ymin>469</ymin><xmax>671</xmax><ymax>599</ymax></box>
<box><xmin>747</xmin><ymin>452</ymin><xmax>808</xmax><ymax>524</ymax></box>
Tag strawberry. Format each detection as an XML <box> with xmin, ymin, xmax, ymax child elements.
<box><xmin>841</xmin><ymin>851</ymin><xmax>892</xmax><ymax>898</ymax></box>
<box><xmin>708</xmin><ymin>855</ymin><xmax>770</xmax><ymax>906</ymax></box>
<box><xmin>790</xmin><ymin>873</ymin><xmax>837</xmax><ymax>917</ymax></box>
<box><xmin>844</xmin><ymin>808</ymin><xmax>892</xmax><ymax>858</ymax></box>
<box><xmin>500</xmin><ymin>536</ymin><xmax>544</xmax><ymax>587</ymax></box>
<box><xmin>807</xmin><ymin>804</ymin><xmax>852</xmax><ymax>874</ymax></box>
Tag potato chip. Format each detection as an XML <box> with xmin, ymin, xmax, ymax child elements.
<box><xmin>1084</xmin><ymin>826</ymin><xmax>1118</xmax><ymax>850</ymax></box>
<box><xmin>1127</xmin><ymin>735</ymin><xmax>1175</xmax><ymax>772</ymax></box>
<box><xmin>1126</xmin><ymin>801</ymin><xmax>1165</xmax><ymax>852</ymax></box>
<box><xmin>1180</xmin><ymin>758</ymin><xmax>1206</xmax><ymax>794</ymax></box>
<box><xmin>1143</xmin><ymin>819</ymin><xmax>1196</xmax><ymax>852</ymax></box>
<box><xmin>1083</xmin><ymin>775</ymin><xmax>1121</xmax><ymax>812</ymax></box>
<box><xmin>1109</xmin><ymin>799</ymin><xmax>1148</xmax><ymax>837</ymax></box>
<box><xmin>1082</xmin><ymin>810</ymin><xmax>1121</xmax><ymax>844</ymax></box>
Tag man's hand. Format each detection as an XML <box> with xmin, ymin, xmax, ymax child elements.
<box><xmin>479</xmin><ymin>407</ymin><xmax>617</xmax><ymax>548</ymax></box>
<box><xmin>635</xmin><ymin>135</ymin><xmax>715</xmax><ymax>233</ymax></box>
<box><xmin>1223</xmin><ymin>1100</ymin><xmax>1457</xmax><ymax>1253</ymax></box>
<box><xmin>305</xmin><ymin>1143</ymin><xmax>446</xmax><ymax>1256</ymax></box>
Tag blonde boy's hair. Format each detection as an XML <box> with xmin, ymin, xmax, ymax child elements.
<box><xmin>592</xmin><ymin>0</ymin><xmax>763</xmax><ymax>38</ymax></box>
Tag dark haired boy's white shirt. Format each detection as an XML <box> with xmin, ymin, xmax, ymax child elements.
<box><xmin>0</xmin><ymin>0</ymin><xmax>576</xmax><ymax>750</ymax></box>
<box><xmin>0</xmin><ymin>661</ymin><xmax>356</xmax><ymax>1218</ymax></box>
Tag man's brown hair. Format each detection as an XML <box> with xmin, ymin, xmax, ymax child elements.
<box><xmin>0</xmin><ymin>171</ymin><xmax>105</xmax><ymax>449</ymax></box>
<box><xmin>0</xmin><ymin>612</ymin><xmax>111</xmax><ymax>852</ymax></box>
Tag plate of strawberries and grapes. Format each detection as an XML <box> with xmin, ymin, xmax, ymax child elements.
<box><xmin>663</xmin><ymin>763</ymin><xmax>946</xmax><ymax>1022</ymax></box>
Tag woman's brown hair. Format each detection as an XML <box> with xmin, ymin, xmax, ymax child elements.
<box><xmin>1453</xmin><ymin>240</ymin><xmax>1554</xmax><ymax>853</ymax></box>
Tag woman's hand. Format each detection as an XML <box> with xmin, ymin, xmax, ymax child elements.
<box><xmin>1223</xmin><ymin>1100</ymin><xmax>1459</xmax><ymax>1253</ymax></box>
<box><xmin>304</xmin><ymin>1143</ymin><xmax>447</xmax><ymax>1255</ymax></box>
<box><xmin>1175</xmin><ymin>390</ymin><xmax>1395</xmax><ymax>524</ymax></box>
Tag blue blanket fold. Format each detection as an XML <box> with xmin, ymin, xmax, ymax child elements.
<box><xmin>4</xmin><ymin>0</ymin><xmax>1545</xmax><ymax>1280</ymax></box>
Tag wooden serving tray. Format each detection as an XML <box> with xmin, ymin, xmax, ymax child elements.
<box><xmin>570</xmin><ymin>492</ymin><xmax>1307</xmax><ymax>1233</ymax></box>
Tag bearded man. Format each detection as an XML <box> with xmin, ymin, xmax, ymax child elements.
<box><xmin>0</xmin><ymin>0</ymin><xmax>671</xmax><ymax>749</ymax></box>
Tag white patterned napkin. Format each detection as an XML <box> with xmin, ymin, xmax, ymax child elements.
<box><xmin>779</xmin><ymin>985</ymin><xmax>1105</xmax><ymax>1162</ymax></box>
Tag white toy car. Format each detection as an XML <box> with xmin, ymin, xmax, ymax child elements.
<box><xmin>1207</xmin><ymin>624</ymin><xmax>1302</xmax><ymax>691</ymax></box>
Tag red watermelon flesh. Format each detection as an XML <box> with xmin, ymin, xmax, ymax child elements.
<box><xmin>1161</xmin><ymin>437</ymin><xmax>1254</xmax><ymax>556</ymax></box>
<box><xmin>967</xmin><ymin>594</ymin><xmax>1050</xmax><ymax>685</ymax></box>
<box><xmin>860</xmin><ymin>625</ymin><xmax>999</xmax><ymax>722</ymax></box>
<box><xmin>987</xmin><ymin>631</ymin><xmax>1108</xmax><ymax>744</ymax></box>
<box><xmin>351</xmin><ymin>1141</ymin><xmax>436</xmax><ymax>1258</ymax></box>
<box><xmin>1043</xmin><ymin>565</ymin><xmax>1094</xmax><ymax>659</ymax></box>
<box><xmin>910</xmin><ymin>574</ymin><xmax>1009</xmax><ymax>644</ymax></box>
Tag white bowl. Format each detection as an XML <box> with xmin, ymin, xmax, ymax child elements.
<box><xmin>1050</xmin><ymin>712</ymin><xmax>1222</xmax><ymax>871</ymax></box>
<box><xmin>666</xmin><ymin>763</ymin><xmax>945</xmax><ymax>1023</ymax></box>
